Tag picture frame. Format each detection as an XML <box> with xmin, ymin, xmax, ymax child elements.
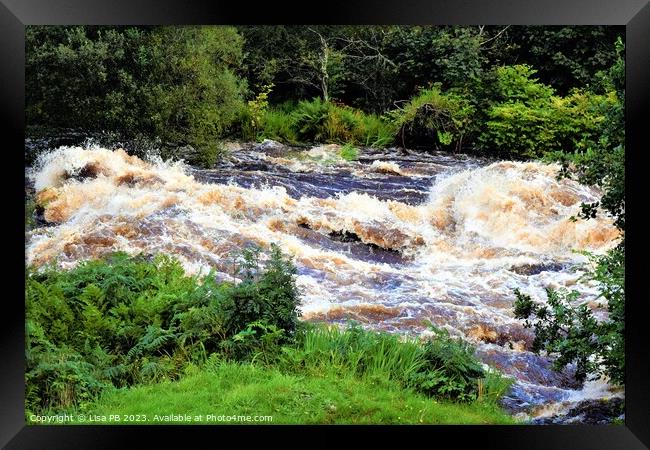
<box><xmin>3</xmin><ymin>0</ymin><xmax>648</xmax><ymax>447</ymax></box>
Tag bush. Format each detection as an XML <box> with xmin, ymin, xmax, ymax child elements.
<box><xmin>26</xmin><ymin>26</ymin><xmax>247</xmax><ymax>168</ymax></box>
<box><xmin>291</xmin><ymin>98</ymin><xmax>334</xmax><ymax>142</ymax></box>
<box><xmin>219</xmin><ymin>244</ymin><xmax>300</xmax><ymax>340</ymax></box>
<box><xmin>408</xmin><ymin>326</ymin><xmax>487</xmax><ymax>402</ymax></box>
<box><xmin>547</xmin><ymin>38</ymin><xmax>625</xmax><ymax>231</ymax></box>
<box><xmin>259</xmin><ymin>109</ymin><xmax>298</xmax><ymax>143</ymax></box>
<box><xmin>387</xmin><ymin>84</ymin><xmax>475</xmax><ymax>151</ymax></box>
<box><xmin>25</xmin><ymin>244</ymin><xmax>300</xmax><ymax>414</ymax></box>
<box><xmin>513</xmin><ymin>247</ymin><xmax>624</xmax><ymax>385</ymax></box>
<box><xmin>478</xmin><ymin>65</ymin><xmax>619</xmax><ymax>159</ymax></box>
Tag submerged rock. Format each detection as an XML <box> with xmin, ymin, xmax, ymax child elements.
<box><xmin>64</xmin><ymin>161</ymin><xmax>102</xmax><ymax>181</ymax></box>
<box><xmin>510</xmin><ymin>262</ymin><xmax>566</xmax><ymax>275</ymax></box>
<box><xmin>530</xmin><ymin>397</ymin><xmax>624</xmax><ymax>424</ymax></box>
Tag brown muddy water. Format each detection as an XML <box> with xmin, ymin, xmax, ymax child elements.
<box><xmin>25</xmin><ymin>142</ymin><xmax>624</xmax><ymax>423</ymax></box>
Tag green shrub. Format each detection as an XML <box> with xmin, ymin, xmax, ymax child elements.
<box><xmin>513</xmin><ymin>247</ymin><xmax>624</xmax><ymax>385</ymax></box>
<box><xmin>259</xmin><ymin>109</ymin><xmax>298</xmax><ymax>143</ymax></box>
<box><xmin>407</xmin><ymin>326</ymin><xmax>486</xmax><ymax>402</ymax></box>
<box><xmin>546</xmin><ymin>39</ymin><xmax>625</xmax><ymax>231</ymax></box>
<box><xmin>387</xmin><ymin>84</ymin><xmax>475</xmax><ymax>151</ymax></box>
<box><xmin>491</xmin><ymin>65</ymin><xmax>555</xmax><ymax>103</ymax></box>
<box><xmin>219</xmin><ymin>245</ymin><xmax>300</xmax><ymax>341</ymax></box>
<box><xmin>26</xmin><ymin>26</ymin><xmax>247</xmax><ymax>167</ymax></box>
<box><xmin>289</xmin><ymin>98</ymin><xmax>395</xmax><ymax>147</ymax></box>
<box><xmin>291</xmin><ymin>98</ymin><xmax>334</xmax><ymax>142</ymax></box>
<box><xmin>478</xmin><ymin>65</ymin><xmax>619</xmax><ymax>159</ymax></box>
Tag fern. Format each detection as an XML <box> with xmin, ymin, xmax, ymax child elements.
<box><xmin>25</xmin><ymin>247</ymin><xmax>302</xmax><ymax>414</ymax></box>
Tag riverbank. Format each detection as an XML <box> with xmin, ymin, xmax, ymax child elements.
<box><xmin>56</xmin><ymin>362</ymin><xmax>515</xmax><ymax>425</ymax></box>
<box><xmin>25</xmin><ymin>250</ymin><xmax>515</xmax><ymax>424</ymax></box>
<box><xmin>25</xmin><ymin>142</ymin><xmax>622</xmax><ymax>423</ymax></box>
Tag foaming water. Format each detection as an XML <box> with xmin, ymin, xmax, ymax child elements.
<box><xmin>26</xmin><ymin>144</ymin><xmax>622</xmax><ymax>421</ymax></box>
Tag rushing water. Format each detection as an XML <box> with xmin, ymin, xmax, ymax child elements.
<box><xmin>25</xmin><ymin>142</ymin><xmax>624</xmax><ymax>422</ymax></box>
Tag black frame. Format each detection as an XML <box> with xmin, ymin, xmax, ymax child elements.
<box><xmin>3</xmin><ymin>1</ymin><xmax>648</xmax><ymax>448</ymax></box>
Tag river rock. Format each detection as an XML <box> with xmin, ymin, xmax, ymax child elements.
<box><xmin>510</xmin><ymin>262</ymin><xmax>565</xmax><ymax>275</ymax></box>
<box><xmin>252</xmin><ymin>139</ymin><xmax>286</xmax><ymax>156</ymax></box>
<box><xmin>530</xmin><ymin>397</ymin><xmax>624</xmax><ymax>424</ymax></box>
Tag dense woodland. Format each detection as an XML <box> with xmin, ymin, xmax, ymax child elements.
<box><xmin>25</xmin><ymin>26</ymin><xmax>625</xmax><ymax>422</ymax></box>
<box><xmin>26</xmin><ymin>26</ymin><xmax>623</xmax><ymax>160</ymax></box>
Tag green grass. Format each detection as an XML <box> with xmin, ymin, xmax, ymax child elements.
<box><xmin>64</xmin><ymin>361</ymin><xmax>516</xmax><ymax>425</ymax></box>
<box><xmin>285</xmin><ymin>323</ymin><xmax>423</xmax><ymax>382</ymax></box>
<box><xmin>338</xmin><ymin>143</ymin><xmax>360</xmax><ymax>161</ymax></box>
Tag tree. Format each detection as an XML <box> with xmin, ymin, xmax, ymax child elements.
<box><xmin>26</xmin><ymin>25</ymin><xmax>247</xmax><ymax>167</ymax></box>
<box><xmin>498</xmin><ymin>26</ymin><xmax>624</xmax><ymax>95</ymax></box>
<box><xmin>146</xmin><ymin>26</ymin><xmax>247</xmax><ymax>166</ymax></box>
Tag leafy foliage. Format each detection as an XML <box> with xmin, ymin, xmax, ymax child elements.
<box><xmin>547</xmin><ymin>37</ymin><xmax>625</xmax><ymax>231</ymax></box>
<box><xmin>388</xmin><ymin>84</ymin><xmax>475</xmax><ymax>151</ymax></box>
<box><xmin>25</xmin><ymin>245</ymin><xmax>300</xmax><ymax>414</ymax></box>
<box><xmin>478</xmin><ymin>65</ymin><xmax>617</xmax><ymax>158</ymax></box>
<box><xmin>289</xmin><ymin>98</ymin><xmax>395</xmax><ymax>146</ymax></box>
<box><xmin>501</xmin><ymin>26</ymin><xmax>624</xmax><ymax>95</ymax></box>
<box><xmin>408</xmin><ymin>326</ymin><xmax>488</xmax><ymax>401</ymax></box>
<box><xmin>513</xmin><ymin>248</ymin><xmax>624</xmax><ymax>385</ymax></box>
<box><xmin>27</xmin><ymin>25</ymin><xmax>624</xmax><ymax>162</ymax></box>
<box><xmin>26</xmin><ymin>26</ymin><xmax>247</xmax><ymax>167</ymax></box>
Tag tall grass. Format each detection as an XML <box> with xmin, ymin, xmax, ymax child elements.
<box><xmin>282</xmin><ymin>323</ymin><xmax>424</xmax><ymax>384</ymax></box>
<box><xmin>338</xmin><ymin>143</ymin><xmax>360</xmax><ymax>161</ymax></box>
<box><xmin>278</xmin><ymin>322</ymin><xmax>513</xmax><ymax>405</ymax></box>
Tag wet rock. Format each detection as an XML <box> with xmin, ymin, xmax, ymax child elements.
<box><xmin>33</xmin><ymin>204</ymin><xmax>51</xmax><ymax>227</ymax></box>
<box><xmin>176</xmin><ymin>144</ymin><xmax>200</xmax><ymax>163</ymax></box>
<box><xmin>476</xmin><ymin>348</ymin><xmax>581</xmax><ymax>389</ymax></box>
<box><xmin>63</xmin><ymin>162</ymin><xmax>101</xmax><ymax>181</ymax></box>
<box><xmin>530</xmin><ymin>397</ymin><xmax>625</xmax><ymax>424</ymax></box>
<box><xmin>329</xmin><ymin>230</ymin><xmax>363</xmax><ymax>244</ymax></box>
<box><xmin>251</xmin><ymin>139</ymin><xmax>287</xmax><ymax>156</ymax></box>
<box><xmin>510</xmin><ymin>262</ymin><xmax>565</xmax><ymax>276</ymax></box>
<box><xmin>351</xmin><ymin>220</ymin><xmax>421</xmax><ymax>251</ymax></box>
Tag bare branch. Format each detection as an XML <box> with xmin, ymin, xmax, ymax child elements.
<box><xmin>479</xmin><ymin>25</ymin><xmax>511</xmax><ymax>46</ymax></box>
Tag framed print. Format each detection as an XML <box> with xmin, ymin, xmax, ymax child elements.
<box><xmin>2</xmin><ymin>0</ymin><xmax>648</xmax><ymax>448</ymax></box>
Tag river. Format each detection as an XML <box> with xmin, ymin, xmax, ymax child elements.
<box><xmin>25</xmin><ymin>140</ymin><xmax>624</xmax><ymax>423</ymax></box>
